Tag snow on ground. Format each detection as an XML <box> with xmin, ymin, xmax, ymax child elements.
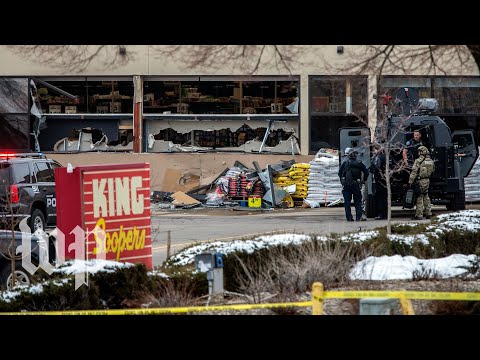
<box><xmin>350</xmin><ymin>254</ymin><xmax>478</xmax><ymax>280</ymax></box>
<box><xmin>388</xmin><ymin>234</ymin><xmax>430</xmax><ymax>245</ymax></box>
<box><xmin>340</xmin><ymin>231</ymin><xmax>379</xmax><ymax>242</ymax></box>
<box><xmin>435</xmin><ymin>209</ymin><xmax>480</xmax><ymax>232</ymax></box>
<box><xmin>169</xmin><ymin>210</ymin><xmax>480</xmax><ymax>281</ymax></box>
<box><xmin>148</xmin><ymin>270</ymin><xmax>169</xmax><ymax>278</ymax></box>
<box><xmin>169</xmin><ymin>234</ymin><xmax>312</xmax><ymax>266</ymax></box>
<box><xmin>0</xmin><ymin>261</ymin><xmax>135</xmax><ymax>303</ymax></box>
<box><xmin>2</xmin><ymin>210</ymin><xmax>475</xmax><ymax>302</ymax></box>
<box><xmin>53</xmin><ymin>259</ymin><xmax>133</xmax><ymax>275</ymax></box>
<box><xmin>0</xmin><ymin>278</ymin><xmax>70</xmax><ymax>303</ymax></box>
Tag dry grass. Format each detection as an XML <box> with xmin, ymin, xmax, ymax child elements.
<box><xmin>412</xmin><ymin>264</ymin><xmax>442</xmax><ymax>281</ymax></box>
<box><xmin>124</xmin><ymin>277</ymin><xmax>199</xmax><ymax>309</ymax></box>
<box><xmin>233</xmin><ymin>240</ymin><xmax>369</xmax><ymax>302</ymax></box>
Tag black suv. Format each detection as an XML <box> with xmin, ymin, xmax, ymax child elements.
<box><xmin>0</xmin><ymin>230</ymin><xmax>47</xmax><ymax>289</ymax></box>
<box><xmin>0</xmin><ymin>153</ymin><xmax>62</xmax><ymax>232</ymax></box>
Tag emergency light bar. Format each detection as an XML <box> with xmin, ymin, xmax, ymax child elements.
<box><xmin>0</xmin><ymin>152</ymin><xmax>45</xmax><ymax>159</ymax></box>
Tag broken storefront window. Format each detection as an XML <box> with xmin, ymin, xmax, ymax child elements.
<box><xmin>147</xmin><ymin>123</ymin><xmax>299</xmax><ymax>153</ymax></box>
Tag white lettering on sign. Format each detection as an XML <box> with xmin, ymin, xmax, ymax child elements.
<box><xmin>92</xmin><ymin>176</ymin><xmax>144</xmax><ymax>218</ymax></box>
<box><xmin>92</xmin><ymin>179</ymin><xmax>107</xmax><ymax>218</ymax></box>
<box><xmin>47</xmin><ymin>198</ymin><xmax>56</xmax><ymax>207</ymax></box>
<box><xmin>108</xmin><ymin>178</ymin><xmax>115</xmax><ymax>217</ymax></box>
<box><xmin>131</xmin><ymin>176</ymin><xmax>144</xmax><ymax>215</ymax></box>
<box><xmin>115</xmin><ymin>177</ymin><xmax>130</xmax><ymax>216</ymax></box>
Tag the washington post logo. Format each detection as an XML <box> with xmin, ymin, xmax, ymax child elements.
<box><xmin>17</xmin><ymin>218</ymin><xmax>106</xmax><ymax>290</ymax></box>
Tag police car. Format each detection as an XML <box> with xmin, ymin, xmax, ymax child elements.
<box><xmin>0</xmin><ymin>152</ymin><xmax>61</xmax><ymax>232</ymax></box>
<box><xmin>0</xmin><ymin>230</ymin><xmax>48</xmax><ymax>289</ymax></box>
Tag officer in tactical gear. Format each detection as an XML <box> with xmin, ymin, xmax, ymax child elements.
<box><xmin>402</xmin><ymin>130</ymin><xmax>424</xmax><ymax>168</ymax></box>
<box><xmin>371</xmin><ymin>146</ymin><xmax>387</xmax><ymax>220</ymax></box>
<box><xmin>408</xmin><ymin>146</ymin><xmax>435</xmax><ymax>220</ymax></box>
<box><xmin>339</xmin><ymin>148</ymin><xmax>369</xmax><ymax>221</ymax></box>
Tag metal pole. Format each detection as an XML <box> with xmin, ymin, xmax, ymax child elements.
<box><xmin>259</xmin><ymin>120</ymin><xmax>273</xmax><ymax>153</ymax></box>
<box><xmin>133</xmin><ymin>75</ymin><xmax>143</xmax><ymax>153</ymax></box>
<box><xmin>166</xmin><ymin>230</ymin><xmax>171</xmax><ymax>259</ymax></box>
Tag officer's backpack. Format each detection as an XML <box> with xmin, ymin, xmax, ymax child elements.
<box><xmin>419</xmin><ymin>157</ymin><xmax>435</xmax><ymax>179</ymax></box>
<box><xmin>344</xmin><ymin>160</ymin><xmax>362</xmax><ymax>186</ymax></box>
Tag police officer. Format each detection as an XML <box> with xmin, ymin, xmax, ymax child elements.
<box><xmin>408</xmin><ymin>146</ymin><xmax>435</xmax><ymax>220</ymax></box>
<box><xmin>339</xmin><ymin>148</ymin><xmax>369</xmax><ymax>222</ymax></box>
<box><xmin>371</xmin><ymin>146</ymin><xmax>388</xmax><ymax>220</ymax></box>
<box><xmin>402</xmin><ymin>130</ymin><xmax>424</xmax><ymax>168</ymax></box>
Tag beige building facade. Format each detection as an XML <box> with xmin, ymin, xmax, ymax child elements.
<box><xmin>1</xmin><ymin>45</ymin><xmax>479</xmax><ymax>190</ymax></box>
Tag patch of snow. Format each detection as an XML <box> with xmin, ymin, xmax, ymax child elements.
<box><xmin>350</xmin><ymin>254</ymin><xmax>478</xmax><ymax>280</ymax></box>
<box><xmin>388</xmin><ymin>234</ymin><xmax>430</xmax><ymax>245</ymax></box>
<box><xmin>53</xmin><ymin>259</ymin><xmax>133</xmax><ymax>275</ymax></box>
<box><xmin>340</xmin><ymin>231</ymin><xmax>379</xmax><ymax>243</ymax></box>
<box><xmin>169</xmin><ymin>234</ymin><xmax>312</xmax><ymax>266</ymax></box>
<box><xmin>436</xmin><ymin>210</ymin><xmax>480</xmax><ymax>231</ymax></box>
<box><xmin>0</xmin><ymin>279</ymin><xmax>71</xmax><ymax>303</ymax></box>
<box><xmin>148</xmin><ymin>270</ymin><xmax>169</xmax><ymax>278</ymax></box>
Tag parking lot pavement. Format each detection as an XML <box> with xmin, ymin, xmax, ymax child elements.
<box><xmin>150</xmin><ymin>204</ymin><xmax>480</xmax><ymax>266</ymax></box>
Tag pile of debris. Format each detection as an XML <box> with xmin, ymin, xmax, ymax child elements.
<box><xmin>150</xmin><ymin>159</ymin><xmax>297</xmax><ymax>210</ymax></box>
<box><xmin>148</xmin><ymin>147</ymin><xmax>351</xmax><ymax>211</ymax></box>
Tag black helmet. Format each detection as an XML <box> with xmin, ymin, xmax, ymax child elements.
<box><xmin>345</xmin><ymin>147</ymin><xmax>358</xmax><ymax>158</ymax></box>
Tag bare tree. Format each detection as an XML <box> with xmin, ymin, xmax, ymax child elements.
<box><xmin>6</xmin><ymin>45</ymin><xmax>133</xmax><ymax>73</ymax></box>
<box><xmin>334</xmin><ymin>45</ymin><xmax>480</xmax><ymax>75</ymax></box>
<box><xmin>6</xmin><ymin>44</ymin><xmax>480</xmax><ymax>76</ymax></box>
<box><xmin>369</xmin><ymin>106</ymin><xmax>414</xmax><ymax>234</ymax></box>
<box><xmin>151</xmin><ymin>45</ymin><xmax>308</xmax><ymax>74</ymax></box>
<box><xmin>6</xmin><ymin>45</ymin><xmax>309</xmax><ymax>74</ymax></box>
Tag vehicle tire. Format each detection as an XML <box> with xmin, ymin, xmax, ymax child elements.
<box><xmin>365</xmin><ymin>194</ymin><xmax>376</xmax><ymax>218</ymax></box>
<box><xmin>449</xmin><ymin>190</ymin><xmax>466</xmax><ymax>211</ymax></box>
<box><xmin>0</xmin><ymin>261</ymin><xmax>32</xmax><ymax>290</ymax></box>
<box><xmin>29</xmin><ymin>208</ymin><xmax>46</xmax><ymax>233</ymax></box>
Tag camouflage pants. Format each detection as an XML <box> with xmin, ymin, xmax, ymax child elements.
<box><xmin>415</xmin><ymin>179</ymin><xmax>431</xmax><ymax>217</ymax></box>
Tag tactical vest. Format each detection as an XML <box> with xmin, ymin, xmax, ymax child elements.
<box><xmin>419</xmin><ymin>156</ymin><xmax>435</xmax><ymax>179</ymax></box>
<box><xmin>344</xmin><ymin>159</ymin><xmax>362</xmax><ymax>186</ymax></box>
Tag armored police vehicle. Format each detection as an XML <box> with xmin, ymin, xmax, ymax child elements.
<box><xmin>340</xmin><ymin>87</ymin><xmax>479</xmax><ymax>218</ymax></box>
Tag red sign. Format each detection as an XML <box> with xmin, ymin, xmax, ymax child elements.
<box><xmin>56</xmin><ymin>163</ymin><xmax>152</xmax><ymax>268</ymax></box>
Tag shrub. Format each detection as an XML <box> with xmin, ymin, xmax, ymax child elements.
<box><xmin>91</xmin><ymin>264</ymin><xmax>157</xmax><ymax>308</ymax></box>
<box><xmin>441</xmin><ymin>230</ymin><xmax>480</xmax><ymax>256</ymax></box>
<box><xmin>0</xmin><ymin>279</ymin><xmax>100</xmax><ymax>312</ymax></box>
<box><xmin>226</xmin><ymin>239</ymin><xmax>368</xmax><ymax>299</ymax></box>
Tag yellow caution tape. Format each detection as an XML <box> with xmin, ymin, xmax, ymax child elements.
<box><xmin>0</xmin><ymin>301</ymin><xmax>313</xmax><ymax>315</ymax></box>
<box><xmin>1</xmin><ymin>290</ymin><xmax>478</xmax><ymax>315</ymax></box>
<box><xmin>322</xmin><ymin>290</ymin><xmax>480</xmax><ymax>301</ymax></box>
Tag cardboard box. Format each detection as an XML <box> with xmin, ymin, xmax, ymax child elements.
<box><xmin>65</xmin><ymin>106</ymin><xmax>77</xmax><ymax>114</ymax></box>
<box><xmin>270</xmin><ymin>103</ymin><xmax>283</xmax><ymax>113</ymax></box>
<box><xmin>49</xmin><ymin>105</ymin><xmax>62</xmax><ymax>113</ymax></box>
<box><xmin>233</xmin><ymin>87</ymin><xmax>241</xmax><ymax>99</ymax></box>
<box><xmin>176</xmin><ymin>103</ymin><xmax>189</xmax><ymax>114</ymax></box>
<box><xmin>96</xmin><ymin>105</ymin><xmax>109</xmax><ymax>113</ymax></box>
<box><xmin>109</xmin><ymin>102</ymin><xmax>122</xmax><ymax>113</ymax></box>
